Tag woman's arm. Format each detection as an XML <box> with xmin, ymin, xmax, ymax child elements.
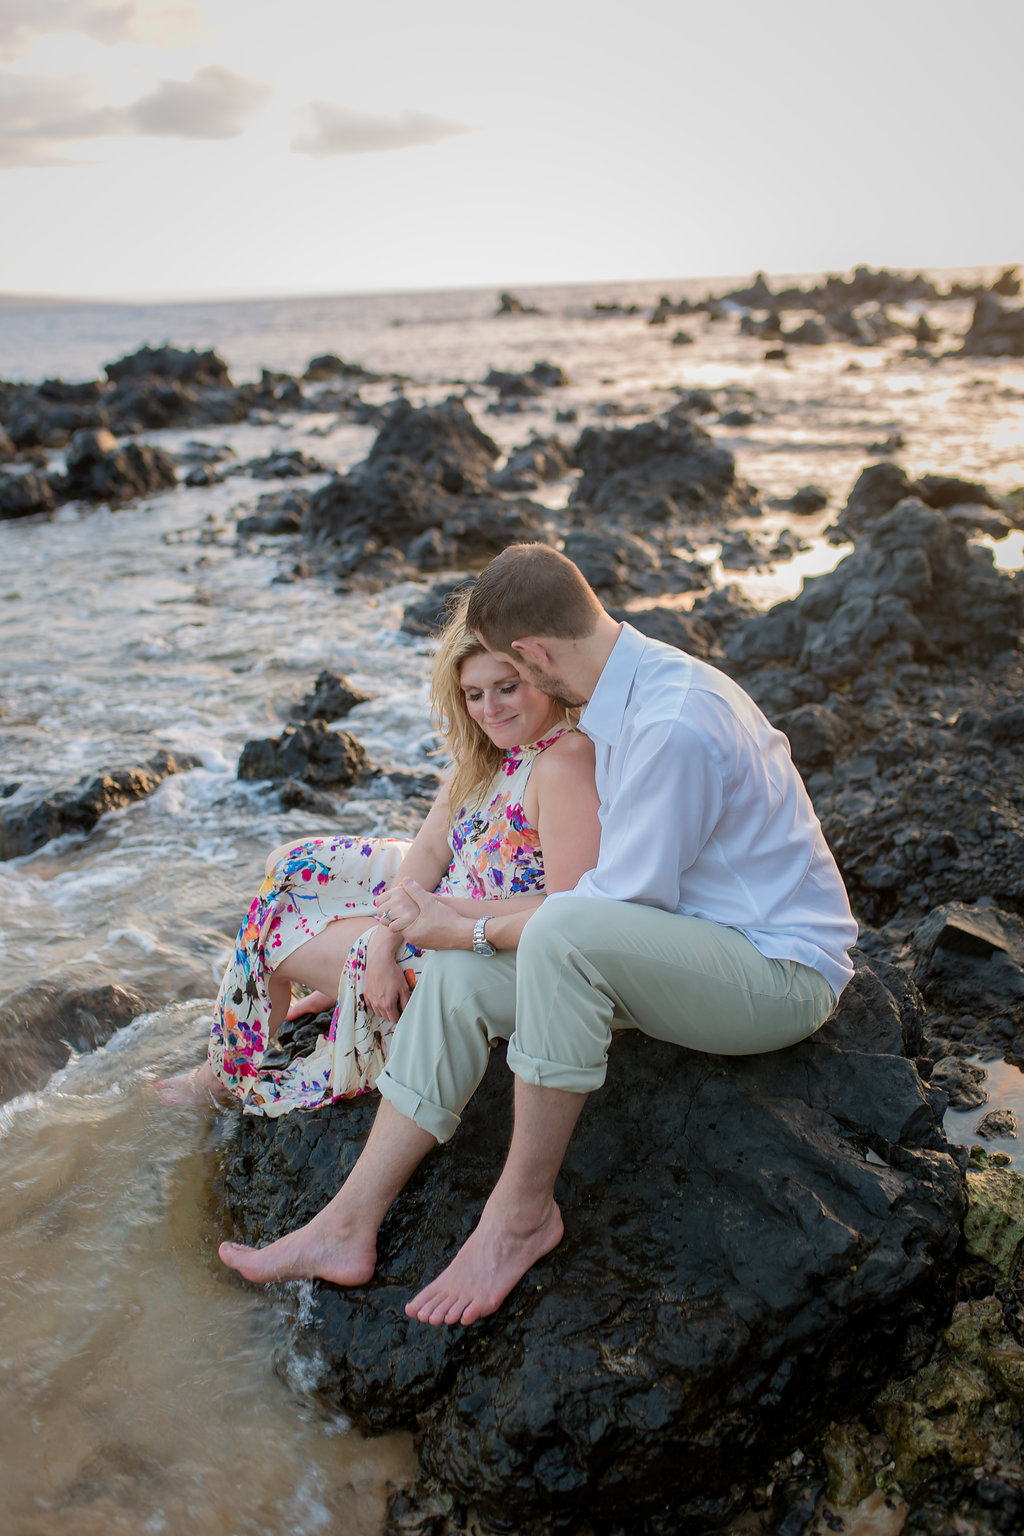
<box><xmin>381</xmin><ymin>733</ymin><xmax>601</xmax><ymax>954</ymax></box>
<box><xmin>360</xmin><ymin>779</ymin><xmax>454</xmax><ymax>1022</ymax></box>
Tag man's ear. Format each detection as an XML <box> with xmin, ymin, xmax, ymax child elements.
<box><xmin>510</xmin><ymin>637</ymin><xmax>552</xmax><ymax>666</ymax></box>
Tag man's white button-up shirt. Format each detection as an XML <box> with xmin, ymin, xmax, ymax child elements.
<box><xmin>552</xmin><ymin>623</ymin><xmax>857</xmax><ymax>1000</ymax></box>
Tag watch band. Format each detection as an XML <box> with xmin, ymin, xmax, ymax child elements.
<box><xmin>472</xmin><ymin>916</ymin><xmax>496</xmax><ymax>956</ymax></box>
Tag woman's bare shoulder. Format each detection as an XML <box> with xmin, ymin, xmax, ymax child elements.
<box><xmin>531</xmin><ymin>729</ymin><xmax>596</xmax><ymax>782</ymax></box>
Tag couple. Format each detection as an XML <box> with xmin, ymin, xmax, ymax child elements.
<box><xmin>169</xmin><ymin>543</ymin><xmax>858</xmax><ymax>1327</ymax></box>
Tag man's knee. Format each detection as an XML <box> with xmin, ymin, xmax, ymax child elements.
<box><xmin>406</xmin><ymin>948</ymin><xmax>517</xmax><ymax>1037</ymax></box>
<box><xmin>519</xmin><ymin>897</ymin><xmax>598</xmax><ymax>964</ymax></box>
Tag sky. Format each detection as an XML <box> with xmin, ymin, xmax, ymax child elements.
<box><xmin>1</xmin><ymin>0</ymin><xmax>1021</xmax><ymax>302</ymax></box>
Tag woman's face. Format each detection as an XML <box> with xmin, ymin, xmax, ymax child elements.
<box><xmin>459</xmin><ymin>651</ymin><xmax>562</xmax><ymax>749</ymax></box>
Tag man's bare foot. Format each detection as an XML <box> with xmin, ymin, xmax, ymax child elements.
<box><xmin>285</xmin><ymin>989</ymin><xmax>335</xmax><ymax>1020</ymax></box>
<box><xmin>155</xmin><ymin>1059</ymin><xmax>234</xmax><ymax>1107</ymax></box>
<box><xmin>219</xmin><ymin>1203</ymin><xmax>377</xmax><ymax>1286</ymax></box>
<box><xmin>405</xmin><ymin>1197</ymin><xmax>564</xmax><ymax>1327</ymax></box>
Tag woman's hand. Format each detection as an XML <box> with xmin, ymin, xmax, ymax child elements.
<box><xmin>361</xmin><ymin>925</ymin><xmax>412</xmax><ymax>1025</ymax></box>
<box><xmin>377</xmin><ymin>879</ymin><xmax>472</xmax><ymax>952</ymax></box>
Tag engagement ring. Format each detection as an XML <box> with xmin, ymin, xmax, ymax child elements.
<box><xmin>381</xmin><ymin>908</ymin><xmax>391</xmax><ymax>922</ymax></box>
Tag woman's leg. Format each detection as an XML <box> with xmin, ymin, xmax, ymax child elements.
<box><xmin>160</xmin><ymin>832</ymin><xmax>411</xmax><ymax>1109</ymax></box>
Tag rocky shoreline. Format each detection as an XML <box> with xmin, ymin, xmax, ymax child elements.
<box><xmin>2</xmin><ymin>266</ymin><xmax>1023</xmax><ymax>1534</ymax></box>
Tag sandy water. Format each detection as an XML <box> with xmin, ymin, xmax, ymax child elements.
<box><xmin>1</xmin><ymin>268</ymin><xmax>1023</xmax><ymax>1532</ymax></box>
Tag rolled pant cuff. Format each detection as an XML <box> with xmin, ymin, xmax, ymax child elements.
<box><xmin>506</xmin><ymin>1033</ymin><xmax>608</xmax><ymax>1094</ymax></box>
<box><xmin>376</xmin><ymin>1068</ymin><xmax>460</xmax><ymax>1145</ymax></box>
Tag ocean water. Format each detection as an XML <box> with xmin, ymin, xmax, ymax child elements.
<box><xmin>1</xmin><ymin>267</ymin><xmax>1023</xmax><ymax>1534</ymax></box>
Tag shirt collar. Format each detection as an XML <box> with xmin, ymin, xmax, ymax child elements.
<box><xmin>580</xmin><ymin>623</ymin><xmax>646</xmax><ymax>747</ymax></box>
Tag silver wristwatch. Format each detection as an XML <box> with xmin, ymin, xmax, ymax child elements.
<box><xmin>472</xmin><ymin>916</ymin><xmax>496</xmax><ymax>956</ymax></box>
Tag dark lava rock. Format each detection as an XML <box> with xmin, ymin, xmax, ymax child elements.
<box><xmin>105</xmin><ymin>344</ymin><xmax>232</xmax><ymax>387</ymax></box>
<box><xmin>776</xmin><ymin>702</ymin><xmax>846</xmax><ymax>773</ymax></box>
<box><xmin>911</xmin><ymin>903</ymin><xmax>1024</xmax><ymax>1038</ymax></box>
<box><xmin>483</xmin><ymin>361</ymin><xmax>566</xmax><ymax>398</ymax></box>
<box><xmin>303</xmin><ymin>354</ymin><xmax>379</xmax><ymax>382</ymax></box>
<box><xmin>496</xmin><ymin>292</ymin><xmax>541</xmax><ymax>315</ymax></box>
<box><xmin>727</xmin><ymin>499</ymin><xmax>1022</xmax><ymax>683</ymax></box>
<box><xmin>237</xmin><ymin>720</ymin><xmax>369</xmax><ymax>789</ymax></box>
<box><xmin>0</xmin><ymin>977</ymin><xmax>149</xmax><ymax>1103</ymax></box>
<box><xmin>789</xmin><ymin>484</ymin><xmax>829</xmax><ymax>516</ymax></box>
<box><xmin>961</xmin><ymin>294</ymin><xmax>1024</xmax><ymax>358</ymax></box>
<box><xmin>832</xmin><ymin>463</ymin><xmax>1002</xmax><ymax>543</ymax></box>
<box><xmin>236</xmin><ymin>490</ymin><xmax>309</xmax><ymax>537</ymax></box>
<box><xmin>303</xmin><ymin>397</ymin><xmax>547</xmax><ymax>577</ymax></box>
<box><xmin>400</xmin><ymin>580</ymin><xmax>474</xmax><ymax>637</ymax></box>
<box><xmin>61</xmin><ymin>428</ymin><xmax>178</xmax><ymax>504</ymax></box>
<box><xmin>289</xmin><ymin>669</ymin><xmax>371</xmax><ymax>722</ymax></box>
<box><xmin>570</xmin><ymin>408</ymin><xmax>758</xmax><ymax>526</ymax></box>
<box><xmin>607</xmin><ymin>605</ymin><xmax>723</xmax><ymax>662</ymax></box>
<box><xmin>785</xmin><ymin>318</ymin><xmax>832</xmax><ymax>345</ymax></box>
<box><xmin>0</xmin><ymin>750</ymin><xmax>200</xmax><ymax>859</ymax></box>
<box><xmin>992</xmin><ymin>266</ymin><xmax>1021</xmax><ymax>297</ymax></box>
<box><xmin>277</xmin><ymin>778</ymin><xmax>342</xmax><ymax>816</ymax></box>
<box><xmin>973</xmin><ymin>1108</ymin><xmax>1017</xmax><ymax>1140</ymax></box>
<box><xmin>562</xmin><ymin>528</ymin><xmax>705</xmax><ymax>602</ymax></box>
<box><xmin>244</xmin><ymin>448</ymin><xmax>327</xmax><ymax>481</ymax></box>
<box><xmin>0</xmin><ymin>470</ymin><xmax>56</xmax><ymax>519</ymax></box>
<box><xmin>914</xmin><ymin>314</ymin><xmax>942</xmax><ymax>345</ymax></box>
<box><xmin>217</xmin><ymin>953</ymin><xmax>964</xmax><ymax>1536</ymax></box>
<box><xmin>5</xmin><ymin>389</ymin><xmax>108</xmax><ymax>450</ymax></box>
<box><xmin>928</xmin><ymin>1057</ymin><xmax>988</xmax><ymax>1112</ymax></box>
<box><xmin>488</xmin><ymin>435</ymin><xmax>572</xmax><ymax>492</ymax></box>
<box><xmin>814</xmin><ymin>673</ymin><xmax>1024</xmax><ymax>946</ymax></box>
<box><xmin>308</xmin><ymin>394</ymin><xmax>494</xmax><ymax>519</ymax></box>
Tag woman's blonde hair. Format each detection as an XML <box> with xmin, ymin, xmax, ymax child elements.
<box><xmin>430</xmin><ymin>593</ymin><xmax>575</xmax><ymax>824</ymax></box>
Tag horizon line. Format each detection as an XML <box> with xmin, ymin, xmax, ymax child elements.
<box><xmin>0</xmin><ymin>258</ymin><xmax>1019</xmax><ymax>313</ymax></box>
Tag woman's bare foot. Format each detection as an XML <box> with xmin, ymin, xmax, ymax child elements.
<box><xmin>405</xmin><ymin>1196</ymin><xmax>564</xmax><ymax>1327</ymax></box>
<box><xmin>285</xmin><ymin>989</ymin><xmax>335</xmax><ymax>1020</ymax></box>
<box><xmin>219</xmin><ymin>1200</ymin><xmax>377</xmax><ymax>1286</ymax></box>
<box><xmin>155</xmin><ymin>1059</ymin><xmax>234</xmax><ymax>1108</ymax></box>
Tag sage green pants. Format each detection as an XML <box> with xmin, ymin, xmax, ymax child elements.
<box><xmin>377</xmin><ymin>897</ymin><xmax>836</xmax><ymax>1143</ymax></box>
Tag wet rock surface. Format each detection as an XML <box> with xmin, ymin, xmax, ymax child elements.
<box><xmin>289</xmin><ymin>669</ymin><xmax>371</xmax><ymax>722</ymax></box>
<box><xmin>218</xmin><ymin>954</ymin><xmax>964</xmax><ymax>1534</ymax></box>
<box><xmin>236</xmin><ymin>720</ymin><xmax>370</xmax><ymax>789</ymax></box>
<box><xmin>0</xmin><ymin>749</ymin><xmax>200</xmax><ymax>859</ymax></box>
<box><xmin>0</xmin><ymin>978</ymin><xmax>149</xmax><ymax>1102</ymax></box>
<box><xmin>60</xmin><ymin>427</ymin><xmax>179</xmax><ymax>503</ymax></box>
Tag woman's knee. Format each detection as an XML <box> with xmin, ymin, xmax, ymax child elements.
<box><xmin>264</xmin><ymin>838</ymin><xmax>308</xmax><ymax>878</ymax></box>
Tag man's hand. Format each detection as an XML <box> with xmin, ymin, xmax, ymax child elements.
<box><xmin>377</xmin><ymin>879</ymin><xmax>471</xmax><ymax>951</ymax></box>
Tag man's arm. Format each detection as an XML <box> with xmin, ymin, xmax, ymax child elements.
<box><xmin>566</xmin><ymin>717</ymin><xmax>724</xmax><ymax>911</ymax></box>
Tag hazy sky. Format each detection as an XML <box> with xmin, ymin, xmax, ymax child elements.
<box><xmin>1</xmin><ymin>0</ymin><xmax>1021</xmax><ymax>300</ymax></box>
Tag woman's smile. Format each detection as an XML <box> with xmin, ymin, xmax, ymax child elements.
<box><xmin>459</xmin><ymin>651</ymin><xmax>562</xmax><ymax>747</ymax></box>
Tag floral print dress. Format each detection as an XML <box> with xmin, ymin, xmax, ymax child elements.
<box><xmin>208</xmin><ymin>730</ymin><xmax>568</xmax><ymax>1116</ymax></box>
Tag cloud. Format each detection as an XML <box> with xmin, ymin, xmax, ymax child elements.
<box><xmin>292</xmin><ymin>102</ymin><xmax>472</xmax><ymax>158</ymax></box>
<box><xmin>0</xmin><ymin>65</ymin><xmax>273</xmax><ymax>167</ymax></box>
<box><xmin>125</xmin><ymin>65</ymin><xmax>274</xmax><ymax>139</ymax></box>
<box><xmin>0</xmin><ymin>1</ymin><xmax>204</xmax><ymax>61</ymax></box>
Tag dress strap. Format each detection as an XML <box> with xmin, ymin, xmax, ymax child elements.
<box><xmin>530</xmin><ymin>725</ymin><xmax>573</xmax><ymax>754</ymax></box>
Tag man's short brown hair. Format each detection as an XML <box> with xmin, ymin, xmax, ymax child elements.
<box><xmin>466</xmin><ymin>544</ymin><xmax>604</xmax><ymax>653</ymax></box>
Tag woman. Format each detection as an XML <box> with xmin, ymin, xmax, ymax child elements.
<box><xmin>157</xmin><ymin>600</ymin><xmax>600</xmax><ymax>1113</ymax></box>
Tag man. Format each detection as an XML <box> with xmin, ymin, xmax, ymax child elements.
<box><xmin>221</xmin><ymin>544</ymin><xmax>857</xmax><ymax>1325</ymax></box>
